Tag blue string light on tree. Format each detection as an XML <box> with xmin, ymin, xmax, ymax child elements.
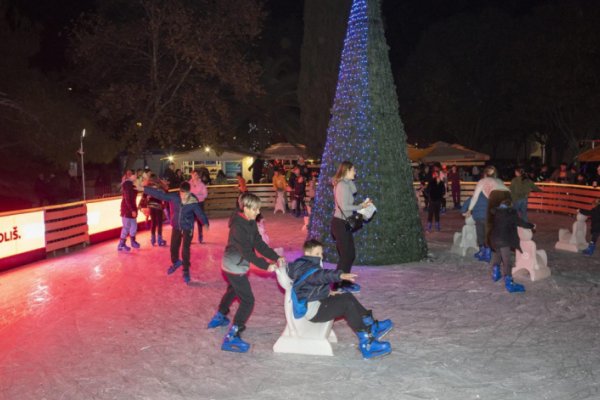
<box><xmin>308</xmin><ymin>0</ymin><xmax>427</xmax><ymax>265</ymax></box>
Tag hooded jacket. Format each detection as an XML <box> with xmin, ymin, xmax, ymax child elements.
<box><xmin>120</xmin><ymin>180</ymin><xmax>137</xmax><ymax>218</ymax></box>
<box><xmin>579</xmin><ymin>204</ymin><xmax>600</xmax><ymax>234</ymax></box>
<box><xmin>490</xmin><ymin>205</ymin><xmax>534</xmax><ymax>252</ymax></box>
<box><xmin>286</xmin><ymin>255</ymin><xmax>343</xmax><ymax>303</ymax></box>
<box><xmin>221</xmin><ymin>212</ymin><xmax>279</xmax><ymax>274</ymax></box>
<box><xmin>143</xmin><ymin>187</ymin><xmax>208</xmax><ymax>231</ymax></box>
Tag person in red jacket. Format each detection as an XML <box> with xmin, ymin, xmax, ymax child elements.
<box><xmin>118</xmin><ymin>171</ymin><xmax>140</xmax><ymax>252</ymax></box>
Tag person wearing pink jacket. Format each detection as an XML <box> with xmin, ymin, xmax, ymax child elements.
<box><xmin>189</xmin><ymin>170</ymin><xmax>209</xmax><ymax>243</ymax></box>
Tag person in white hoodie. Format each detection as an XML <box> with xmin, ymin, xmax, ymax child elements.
<box><xmin>189</xmin><ymin>169</ymin><xmax>208</xmax><ymax>243</ymax></box>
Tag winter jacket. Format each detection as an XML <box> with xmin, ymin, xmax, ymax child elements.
<box><xmin>426</xmin><ymin>179</ymin><xmax>446</xmax><ymax>202</ymax></box>
<box><xmin>294</xmin><ymin>180</ymin><xmax>306</xmax><ymax>199</ymax></box>
<box><xmin>287</xmin><ymin>255</ymin><xmax>343</xmax><ymax>303</ymax></box>
<box><xmin>120</xmin><ymin>180</ymin><xmax>138</xmax><ymax>218</ymax></box>
<box><xmin>461</xmin><ymin>196</ymin><xmax>488</xmax><ymax>222</ymax></box>
<box><xmin>143</xmin><ymin>187</ymin><xmax>208</xmax><ymax>231</ymax></box>
<box><xmin>221</xmin><ymin>212</ymin><xmax>279</xmax><ymax>274</ymax></box>
<box><xmin>188</xmin><ymin>177</ymin><xmax>208</xmax><ymax>202</ymax></box>
<box><xmin>490</xmin><ymin>206</ymin><xmax>534</xmax><ymax>252</ymax></box>
<box><xmin>469</xmin><ymin>177</ymin><xmax>509</xmax><ymax>212</ymax></box>
<box><xmin>579</xmin><ymin>204</ymin><xmax>600</xmax><ymax>234</ymax></box>
<box><xmin>447</xmin><ymin>170</ymin><xmax>461</xmax><ymax>189</ymax></box>
<box><xmin>510</xmin><ymin>177</ymin><xmax>541</xmax><ymax>201</ymax></box>
<box><xmin>272</xmin><ymin>174</ymin><xmax>287</xmax><ymax>191</ymax></box>
<box><xmin>333</xmin><ymin>178</ymin><xmax>361</xmax><ymax>219</ymax></box>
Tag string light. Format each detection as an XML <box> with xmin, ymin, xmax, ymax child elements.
<box><xmin>308</xmin><ymin>0</ymin><xmax>427</xmax><ymax>265</ymax></box>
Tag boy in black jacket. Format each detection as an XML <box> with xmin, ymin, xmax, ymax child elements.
<box><xmin>580</xmin><ymin>199</ymin><xmax>600</xmax><ymax>255</ymax></box>
<box><xmin>207</xmin><ymin>193</ymin><xmax>285</xmax><ymax>353</ymax></box>
<box><xmin>287</xmin><ymin>239</ymin><xmax>393</xmax><ymax>359</ymax></box>
<box><xmin>144</xmin><ymin>181</ymin><xmax>209</xmax><ymax>284</ymax></box>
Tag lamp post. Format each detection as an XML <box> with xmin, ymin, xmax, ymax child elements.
<box><xmin>80</xmin><ymin>129</ymin><xmax>86</xmax><ymax>201</ymax></box>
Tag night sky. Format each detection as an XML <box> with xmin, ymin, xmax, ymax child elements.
<box><xmin>6</xmin><ymin>0</ymin><xmax>548</xmax><ymax>74</ymax></box>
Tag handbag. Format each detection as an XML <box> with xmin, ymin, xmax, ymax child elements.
<box><xmin>344</xmin><ymin>212</ymin><xmax>364</xmax><ymax>232</ymax></box>
<box><xmin>291</xmin><ymin>268</ymin><xmax>318</xmax><ymax>319</ymax></box>
<box><xmin>335</xmin><ymin>187</ymin><xmax>364</xmax><ymax>232</ymax></box>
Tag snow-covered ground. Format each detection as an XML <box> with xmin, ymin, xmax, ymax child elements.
<box><xmin>1</xmin><ymin>209</ymin><xmax>599</xmax><ymax>400</ymax></box>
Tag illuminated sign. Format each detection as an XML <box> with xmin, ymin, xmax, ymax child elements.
<box><xmin>0</xmin><ymin>211</ymin><xmax>45</xmax><ymax>258</ymax></box>
<box><xmin>87</xmin><ymin>195</ymin><xmax>147</xmax><ymax>235</ymax></box>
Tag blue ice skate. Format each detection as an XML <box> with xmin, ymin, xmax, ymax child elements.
<box><xmin>117</xmin><ymin>239</ymin><xmax>130</xmax><ymax>252</ymax></box>
<box><xmin>356</xmin><ymin>331</ymin><xmax>391</xmax><ymax>359</ymax></box>
<box><xmin>167</xmin><ymin>260</ymin><xmax>182</xmax><ymax>275</ymax></box>
<box><xmin>505</xmin><ymin>276</ymin><xmax>525</xmax><ymax>293</ymax></box>
<box><xmin>582</xmin><ymin>242</ymin><xmax>595</xmax><ymax>256</ymax></box>
<box><xmin>491</xmin><ymin>264</ymin><xmax>502</xmax><ymax>282</ymax></box>
<box><xmin>221</xmin><ymin>325</ymin><xmax>250</xmax><ymax>353</ymax></box>
<box><xmin>130</xmin><ymin>237</ymin><xmax>141</xmax><ymax>249</ymax></box>
<box><xmin>363</xmin><ymin>315</ymin><xmax>393</xmax><ymax>340</ymax></box>
<box><xmin>207</xmin><ymin>311</ymin><xmax>230</xmax><ymax>329</ymax></box>
<box><xmin>340</xmin><ymin>283</ymin><xmax>361</xmax><ymax>294</ymax></box>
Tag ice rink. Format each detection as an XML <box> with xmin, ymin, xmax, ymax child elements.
<box><xmin>1</xmin><ymin>209</ymin><xmax>599</xmax><ymax>400</ymax></box>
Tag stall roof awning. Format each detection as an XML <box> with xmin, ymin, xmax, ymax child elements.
<box><xmin>261</xmin><ymin>142</ymin><xmax>309</xmax><ymax>160</ymax></box>
<box><xmin>577</xmin><ymin>147</ymin><xmax>600</xmax><ymax>162</ymax></box>
<box><xmin>409</xmin><ymin>142</ymin><xmax>489</xmax><ymax>164</ymax></box>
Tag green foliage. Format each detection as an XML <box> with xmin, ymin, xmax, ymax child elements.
<box><xmin>69</xmin><ymin>0</ymin><xmax>265</xmax><ymax>162</ymax></box>
<box><xmin>309</xmin><ymin>0</ymin><xmax>427</xmax><ymax>265</ymax></box>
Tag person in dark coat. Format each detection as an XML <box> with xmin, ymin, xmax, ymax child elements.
<box><xmin>425</xmin><ymin>171</ymin><xmax>446</xmax><ymax>232</ymax></box>
<box><xmin>489</xmin><ymin>199</ymin><xmax>534</xmax><ymax>293</ymax></box>
<box><xmin>206</xmin><ymin>193</ymin><xmax>284</xmax><ymax>353</ymax></box>
<box><xmin>579</xmin><ymin>199</ymin><xmax>600</xmax><ymax>255</ymax></box>
<box><xmin>287</xmin><ymin>239</ymin><xmax>392</xmax><ymax>359</ymax></box>
<box><xmin>144</xmin><ymin>181</ymin><xmax>209</xmax><ymax>284</ymax></box>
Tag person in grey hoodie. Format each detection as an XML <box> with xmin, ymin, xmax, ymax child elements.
<box><xmin>207</xmin><ymin>193</ymin><xmax>285</xmax><ymax>353</ymax></box>
<box><xmin>144</xmin><ymin>181</ymin><xmax>209</xmax><ymax>284</ymax></box>
<box><xmin>331</xmin><ymin>161</ymin><xmax>372</xmax><ymax>293</ymax></box>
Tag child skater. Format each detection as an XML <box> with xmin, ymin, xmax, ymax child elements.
<box><xmin>143</xmin><ymin>182</ymin><xmax>209</xmax><ymax>284</ymax></box>
<box><xmin>287</xmin><ymin>239</ymin><xmax>393</xmax><ymax>359</ymax></box>
<box><xmin>489</xmin><ymin>199</ymin><xmax>534</xmax><ymax>293</ymax></box>
<box><xmin>207</xmin><ymin>193</ymin><xmax>285</xmax><ymax>353</ymax></box>
<box><xmin>579</xmin><ymin>199</ymin><xmax>600</xmax><ymax>255</ymax></box>
<box><xmin>118</xmin><ymin>170</ymin><xmax>140</xmax><ymax>252</ymax></box>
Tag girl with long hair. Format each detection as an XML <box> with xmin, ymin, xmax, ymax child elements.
<box><xmin>331</xmin><ymin>161</ymin><xmax>371</xmax><ymax>293</ymax></box>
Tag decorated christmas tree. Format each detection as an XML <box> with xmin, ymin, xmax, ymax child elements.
<box><xmin>308</xmin><ymin>0</ymin><xmax>427</xmax><ymax>265</ymax></box>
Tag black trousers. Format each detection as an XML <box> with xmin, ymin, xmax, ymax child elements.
<box><xmin>150</xmin><ymin>207</ymin><xmax>163</xmax><ymax>236</ymax></box>
<box><xmin>218</xmin><ymin>272</ymin><xmax>254</xmax><ymax>331</ymax></box>
<box><xmin>491</xmin><ymin>246</ymin><xmax>513</xmax><ymax>276</ymax></box>
<box><xmin>171</xmin><ymin>229</ymin><xmax>193</xmax><ymax>271</ymax></box>
<box><xmin>486</xmin><ymin>190</ymin><xmax>512</xmax><ymax>246</ymax></box>
<box><xmin>310</xmin><ymin>293</ymin><xmax>368</xmax><ymax>332</ymax></box>
<box><xmin>294</xmin><ymin>195</ymin><xmax>306</xmax><ymax>216</ymax></box>
<box><xmin>195</xmin><ymin>201</ymin><xmax>205</xmax><ymax>242</ymax></box>
<box><xmin>428</xmin><ymin>200</ymin><xmax>441</xmax><ymax>223</ymax></box>
<box><xmin>331</xmin><ymin>217</ymin><xmax>356</xmax><ymax>273</ymax></box>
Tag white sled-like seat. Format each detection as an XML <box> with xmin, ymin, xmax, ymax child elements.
<box><xmin>450</xmin><ymin>215</ymin><xmax>479</xmax><ymax>257</ymax></box>
<box><xmin>513</xmin><ymin>227</ymin><xmax>551</xmax><ymax>282</ymax></box>
<box><xmin>273</xmin><ymin>267</ymin><xmax>337</xmax><ymax>356</ymax></box>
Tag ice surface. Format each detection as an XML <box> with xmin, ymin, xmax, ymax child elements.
<box><xmin>1</xmin><ymin>210</ymin><xmax>599</xmax><ymax>400</ymax></box>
